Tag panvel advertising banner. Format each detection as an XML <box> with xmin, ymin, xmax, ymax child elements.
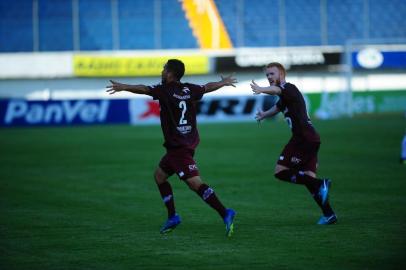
<box><xmin>0</xmin><ymin>99</ymin><xmax>130</xmax><ymax>127</ymax></box>
<box><xmin>1</xmin><ymin>90</ymin><xmax>405</xmax><ymax>127</ymax></box>
<box><xmin>0</xmin><ymin>96</ymin><xmax>278</xmax><ymax>127</ymax></box>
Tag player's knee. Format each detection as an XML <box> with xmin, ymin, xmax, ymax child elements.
<box><xmin>274</xmin><ymin>165</ymin><xmax>290</xmax><ymax>181</ymax></box>
<box><xmin>274</xmin><ymin>169</ymin><xmax>283</xmax><ymax>180</ymax></box>
<box><xmin>187</xmin><ymin>182</ymin><xmax>198</xmax><ymax>191</ymax></box>
<box><xmin>274</xmin><ymin>172</ymin><xmax>282</xmax><ymax>180</ymax></box>
<box><xmin>189</xmin><ymin>181</ymin><xmax>201</xmax><ymax>192</ymax></box>
<box><xmin>186</xmin><ymin>176</ymin><xmax>202</xmax><ymax>191</ymax></box>
<box><xmin>154</xmin><ymin>169</ymin><xmax>166</xmax><ymax>184</ymax></box>
<box><xmin>274</xmin><ymin>170</ymin><xmax>290</xmax><ymax>181</ymax></box>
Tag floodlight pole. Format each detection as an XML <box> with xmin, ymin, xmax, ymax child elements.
<box><xmin>344</xmin><ymin>40</ymin><xmax>353</xmax><ymax>117</ymax></box>
<box><xmin>344</xmin><ymin>38</ymin><xmax>406</xmax><ymax>118</ymax></box>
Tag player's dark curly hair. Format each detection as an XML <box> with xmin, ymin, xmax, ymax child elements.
<box><xmin>166</xmin><ymin>59</ymin><xmax>185</xmax><ymax>80</ymax></box>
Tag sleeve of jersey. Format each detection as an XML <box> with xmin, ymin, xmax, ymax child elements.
<box><xmin>276</xmin><ymin>83</ymin><xmax>295</xmax><ymax>111</ymax></box>
<box><xmin>283</xmin><ymin>83</ymin><xmax>296</xmax><ymax>99</ymax></box>
<box><xmin>148</xmin><ymin>84</ymin><xmax>161</xmax><ymax>100</ymax></box>
<box><xmin>276</xmin><ymin>98</ymin><xmax>285</xmax><ymax>111</ymax></box>
<box><xmin>190</xmin><ymin>84</ymin><xmax>205</xmax><ymax>101</ymax></box>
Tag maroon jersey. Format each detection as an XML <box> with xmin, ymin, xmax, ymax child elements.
<box><xmin>276</xmin><ymin>82</ymin><xmax>320</xmax><ymax>143</ymax></box>
<box><xmin>149</xmin><ymin>81</ymin><xmax>205</xmax><ymax>150</ymax></box>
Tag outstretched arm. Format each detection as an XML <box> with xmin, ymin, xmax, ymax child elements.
<box><xmin>255</xmin><ymin>105</ymin><xmax>280</xmax><ymax>122</ymax></box>
<box><xmin>106</xmin><ymin>80</ymin><xmax>152</xmax><ymax>96</ymax></box>
<box><xmin>250</xmin><ymin>80</ymin><xmax>282</xmax><ymax>95</ymax></box>
<box><xmin>204</xmin><ymin>74</ymin><xmax>237</xmax><ymax>93</ymax></box>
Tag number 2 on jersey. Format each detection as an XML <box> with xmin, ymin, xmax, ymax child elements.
<box><xmin>179</xmin><ymin>101</ymin><xmax>187</xmax><ymax>125</ymax></box>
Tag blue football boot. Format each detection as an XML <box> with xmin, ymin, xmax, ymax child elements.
<box><xmin>223</xmin><ymin>209</ymin><xmax>236</xmax><ymax>237</ymax></box>
<box><xmin>160</xmin><ymin>214</ymin><xmax>181</xmax><ymax>234</ymax></box>
<box><xmin>317</xmin><ymin>214</ymin><xmax>337</xmax><ymax>225</ymax></box>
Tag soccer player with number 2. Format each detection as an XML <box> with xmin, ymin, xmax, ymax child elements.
<box><xmin>106</xmin><ymin>59</ymin><xmax>237</xmax><ymax>236</ymax></box>
<box><xmin>251</xmin><ymin>62</ymin><xmax>337</xmax><ymax>225</ymax></box>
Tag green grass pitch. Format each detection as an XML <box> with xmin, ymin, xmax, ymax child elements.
<box><xmin>1</xmin><ymin>113</ymin><xmax>405</xmax><ymax>270</ymax></box>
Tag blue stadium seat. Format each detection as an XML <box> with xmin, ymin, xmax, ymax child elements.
<box><xmin>326</xmin><ymin>0</ymin><xmax>365</xmax><ymax>45</ymax></box>
<box><xmin>79</xmin><ymin>0</ymin><xmax>113</xmax><ymax>50</ymax></box>
<box><xmin>38</xmin><ymin>0</ymin><xmax>74</xmax><ymax>51</ymax></box>
<box><xmin>161</xmin><ymin>0</ymin><xmax>197</xmax><ymax>49</ymax></box>
<box><xmin>118</xmin><ymin>0</ymin><xmax>197</xmax><ymax>49</ymax></box>
<box><xmin>215</xmin><ymin>0</ymin><xmax>280</xmax><ymax>47</ymax></box>
<box><xmin>1</xmin><ymin>0</ymin><xmax>405</xmax><ymax>52</ymax></box>
<box><xmin>215</xmin><ymin>0</ymin><xmax>406</xmax><ymax>47</ymax></box>
<box><xmin>368</xmin><ymin>0</ymin><xmax>406</xmax><ymax>39</ymax></box>
<box><xmin>0</xmin><ymin>0</ymin><xmax>34</xmax><ymax>52</ymax></box>
<box><xmin>212</xmin><ymin>0</ymin><xmax>239</xmax><ymax>46</ymax></box>
<box><xmin>118</xmin><ymin>0</ymin><xmax>154</xmax><ymax>49</ymax></box>
<box><xmin>285</xmin><ymin>0</ymin><xmax>322</xmax><ymax>46</ymax></box>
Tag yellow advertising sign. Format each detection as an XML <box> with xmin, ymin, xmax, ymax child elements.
<box><xmin>73</xmin><ymin>55</ymin><xmax>210</xmax><ymax>77</ymax></box>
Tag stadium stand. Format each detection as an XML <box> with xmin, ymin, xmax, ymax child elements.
<box><xmin>0</xmin><ymin>0</ymin><xmax>34</xmax><ymax>52</ymax></box>
<box><xmin>326</xmin><ymin>0</ymin><xmax>365</xmax><ymax>45</ymax></box>
<box><xmin>38</xmin><ymin>0</ymin><xmax>74</xmax><ymax>51</ymax></box>
<box><xmin>285</xmin><ymin>0</ymin><xmax>322</xmax><ymax>46</ymax></box>
<box><xmin>368</xmin><ymin>0</ymin><xmax>406</xmax><ymax>39</ymax></box>
<box><xmin>0</xmin><ymin>0</ymin><xmax>405</xmax><ymax>52</ymax></box>
<box><xmin>79</xmin><ymin>0</ymin><xmax>113</xmax><ymax>50</ymax></box>
<box><xmin>214</xmin><ymin>0</ymin><xmax>406</xmax><ymax>47</ymax></box>
<box><xmin>118</xmin><ymin>0</ymin><xmax>155</xmax><ymax>50</ymax></box>
<box><xmin>161</xmin><ymin>0</ymin><xmax>197</xmax><ymax>49</ymax></box>
<box><xmin>0</xmin><ymin>0</ymin><xmax>197</xmax><ymax>52</ymax></box>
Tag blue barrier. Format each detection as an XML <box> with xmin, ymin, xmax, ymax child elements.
<box><xmin>0</xmin><ymin>99</ymin><xmax>130</xmax><ymax>126</ymax></box>
<box><xmin>0</xmin><ymin>95</ymin><xmax>279</xmax><ymax>127</ymax></box>
<box><xmin>352</xmin><ymin>50</ymin><xmax>406</xmax><ymax>69</ymax></box>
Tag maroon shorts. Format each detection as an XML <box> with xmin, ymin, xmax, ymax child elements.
<box><xmin>159</xmin><ymin>148</ymin><xmax>200</xmax><ymax>180</ymax></box>
<box><xmin>277</xmin><ymin>140</ymin><xmax>320</xmax><ymax>172</ymax></box>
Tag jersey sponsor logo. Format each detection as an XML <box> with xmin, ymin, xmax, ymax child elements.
<box><xmin>188</xmin><ymin>164</ymin><xmax>198</xmax><ymax>171</ymax></box>
<box><xmin>177</xmin><ymin>125</ymin><xmax>192</xmax><ymax>134</ymax></box>
<box><xmin>173</xmin><ymin>93</ymin><xmax>191</xmax><ymax>100</ymax></box>
<box><xmin>2</xmin><ymin>99</ymin><xmax>109</xmax><ymax>125</ymax></box>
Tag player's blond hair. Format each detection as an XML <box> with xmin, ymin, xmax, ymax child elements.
<box><xmin>265</xmin><ymin>62</ymin><xmax>286</xmax><ymax>80</ymax></box>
